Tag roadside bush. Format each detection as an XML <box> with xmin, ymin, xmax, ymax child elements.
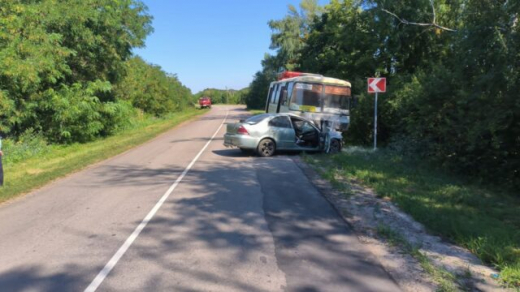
<box><xmin>290</xmin><ymin>0</ymin><xmax>520</xmax><ymax>191</ymax></box>
<box><xmin>245</xmin><ymin>70</ymin><xmax>275</xmax><ymax>110</ymax></box>
<box><xmin>193</xmin><ymin>88</ymin><xmax>248</xmax><ymax>105</ymax></box>
<box><xmin>0</xmin><ymin>0</ymin><xmax>154</xmax><ymax>143</ymax></box>
<box><xmin>99</xmin><ymin>100</ymin><xmax>138</xmax><ymax>136</ymax></box>
<box><xmin>345</xmin><ymin>93</ymin><xmax>373</xmax><ymax>146</ymax></box>
<box><xmin>392</xmin><ymin>62</ymin><xmax>520</xmax><ymax>192</ymax></box>
<box><xmin>38</xmin><ymin>81</ymin><xmax>113</xmax><ymax>143</ymax></box>
<box><xmin>1</xmin><ymin>130</ymin><xmax>50</xmax><ymax>164</ymax></box>
<box><xmin>114</xmin><ymin>57</ymin><xmax>192</xmax><ymax>116</ymax></box>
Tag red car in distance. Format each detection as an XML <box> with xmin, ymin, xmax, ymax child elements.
<box><xmin>199</xmin><ymin>97</ymin><xmax>212</xmax><ymax>109</ymax></box>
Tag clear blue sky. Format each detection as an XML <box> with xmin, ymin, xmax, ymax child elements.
<box><xmin>134</xmin><ymin>0</ymin><xmax>329</xmax><ymax>94</ymax></box>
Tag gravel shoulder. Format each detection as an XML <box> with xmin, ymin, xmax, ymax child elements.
<box><xmin>293</xmin><ymin>155</ymin><xmax>510</xmax><ymax>292</ymax></box>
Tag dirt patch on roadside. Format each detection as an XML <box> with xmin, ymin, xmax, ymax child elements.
<box><xmin>292</xmin><ymin>156</ymin><xmax>509</xmax><ymax>292</ymax></box>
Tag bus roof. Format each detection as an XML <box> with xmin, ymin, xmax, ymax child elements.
<box><xmin>272</xmin><ymin>75</ymin><xmax>351</xmax><ymax>87</ymax></box>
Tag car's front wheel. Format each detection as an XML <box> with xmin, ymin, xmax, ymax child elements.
<box><xmin>257</xmin><ymin>138</ymin><xmax>276</xmax><ymax>157</ymax></box>
<box><xmin>328</xmin><ymin>139</ymin><xmax>342</xmax><ymax>154</ymax></box>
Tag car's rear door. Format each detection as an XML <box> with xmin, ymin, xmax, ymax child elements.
<box><xmin>267</xmin><ymin>116</ymin><xmax>295</xmax><ymax>149</ymax></box>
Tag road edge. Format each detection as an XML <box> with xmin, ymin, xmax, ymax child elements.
<box><xmin>0</xmin><ymin>108</ymin><xmax>212</xmax><ymax>207</ymax></box>
<box><xmin>291</xmin><ymin>155</ymin><xmax>438</xmax><ymax>292</ymax></box>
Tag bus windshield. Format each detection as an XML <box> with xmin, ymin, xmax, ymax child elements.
<box><xmin>323</xmin><ymin>85</ymin><xmax>350</xmax><ymax>112</ymax></box>
<box><xmin>289</xmin><ymin>83</ymin><xmax>323</xmax><ymax>112</ymax></box>
<box><xmin>289</xmin><ymin>83</ymin><xmax>350</xmax><ymax>113</ymax></box>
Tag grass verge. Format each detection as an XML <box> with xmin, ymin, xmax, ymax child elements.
<box><xmin>248</xmin><ymin>109</ymin><xmax>266</xmax><ymax>116</ymax></box>
<box><xmin>377</xmin><ymin>224</ymin><xmax>461</xmax><ymax>291</ymax></box>
<box><xmin>0</xmin><ymin>108</ymin><xmax>207</xmax><ymax>204</ymax></box>
<box><xmin>304</xmin><ymin>148</ymin><xmax>520</xmax><ymax>288</ymax></box>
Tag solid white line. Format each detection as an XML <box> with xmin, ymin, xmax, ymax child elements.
<box><xmin>84</xmin><ymin>110</ymin><xmax>229</xmax><ymax>292</ymax></box>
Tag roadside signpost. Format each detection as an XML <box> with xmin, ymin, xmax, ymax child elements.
<box><xmin>367</xmin><ymin>77</ymin><xmax>386</xmax><ymax>150</ymax></box>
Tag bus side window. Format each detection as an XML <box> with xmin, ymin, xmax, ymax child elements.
<box><xmin>265</xmin><ymin>85</ymin><xmax>274</xmax><ymax>112</ymax></box>
<box><xmin>273</xmin><ymin>84</ymin><xmax>283</xmax><ymax>105</ymax></box>
<box><xmin>281</xmin><ymin>88</ymin><xmax>288</xmax><ymax>105</ymax></box>
<box><xmin>285</xmin><ymin>82</ymin><xmax>294</xmax><ymax>105</ymax></box>
<box><xmin>277</xmin><ymin>83</ymin><xmax>288</xmax><ymax>113</ymax></box>
<box><xmin>270</xmin><ymin>84</ymin><xmax>279</xmax><ymax>104</ymax></box>
<box><xmin>266</xmin><ymin>86</ymin><xmax>274</xmax><ymax>103</ymax></box>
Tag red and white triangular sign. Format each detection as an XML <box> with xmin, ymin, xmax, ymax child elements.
<box><xmin>368</xmin><ymin>77</ymin><xmax>386</xmax><ymax>93</ymax></box>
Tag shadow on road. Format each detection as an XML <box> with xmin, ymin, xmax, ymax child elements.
<box><xmin>168</xmin><ymin>137</ymin><xmax>224</xmax><ymax>144</ymax></box>
<box><xmin>105</xmin><ymin>156</ymin><xmax>401</xmax><ymax>291</ymax></box>
<box><xmin>0</xmin><ymin>111</ymin><xmax>398</xmax><ymax>291</ymax></box>
<box><xmin>211</xmin><ymin>149</ymin><xmax>253</xmax><ymax>157</ymax></box>
<box><xmin>0</xmin><ymin>265</ymin><xmax>91</xmax><ymax>292</ymax></box>
<box><xmin>197</xmin><ymin>112</ymin><xmax>249</xmax><ymax>122</ymax></box>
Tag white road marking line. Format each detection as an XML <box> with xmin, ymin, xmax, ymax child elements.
<box><xmin>84</xmin><ymin>110</ymin><xmax>229</xmax><ymax>292</ymax></box>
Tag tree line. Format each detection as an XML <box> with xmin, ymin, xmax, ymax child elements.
<box><xmin>194</xmin><ymin>88</ymin><xmax>249</xmax><ymax>105</ymax></box>
<box><xmin>246</xmin><ymin>0</ymin><xmax>519</xmax><ymax>190</ymax></box>
<box><xmin>0</xmin><ymin>0</ymin><xmax>192</xmax><ymax>143</ymax></box>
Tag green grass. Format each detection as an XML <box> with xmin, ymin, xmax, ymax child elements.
<box><xmin>304</xmin><ymin>148</ymin><xmax>520</xmax><ymax>288</ymax></box>
<box><xmin>248</xmin><ymin>109</ymin><xmax>266</xmax><ymax>116</ymax></box>
<box><xmin>0</xmin><ymin>108</ymin><xmax>207</xmax><ymax>203</ymax></box>
<box><xmin>377</xmin><ymin>224</ymin><xmax>460</xmax><ymax>291</ymax></box>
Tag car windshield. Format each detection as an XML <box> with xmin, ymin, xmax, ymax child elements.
<box><xmin>245</xmin><ymin>114</ymin><xmax>270</xmax><ymax>124</ymax></box>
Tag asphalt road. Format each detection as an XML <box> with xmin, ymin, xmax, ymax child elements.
<box><xmin>0</xmin><ymin>105</ymin><xmax>401</xmax><ymax>292</ymax></box>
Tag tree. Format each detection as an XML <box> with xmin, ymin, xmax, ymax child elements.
<box><xmin>243</xmin><ymin>1</ymin><xmax>324</xmax><ymax>110</ymax></box>
<box><xmin>244</xmin><ymin>70</ymin><xmax>275</xmax><ymax>109</ymax></box>
<box><xmin>0</xmin><ymin>0</ymin><xmax>153</xmax><ymax>142</ymax></box>
<box><xmin>193</xmin><ymin>88</ymin><xmax>247</xmax><ymax>105</ymax></box>
<box><xmin>258</xmin><ymin>0</ymin><xmax>519</xmax><ymax>189</ymax></box>
<box><xmin>266</xmin><ymin>0</ymin><xmax>324</xmax><ymax>71</ymax></box>
<box><xmin>397</xmin><ymin>0</ymin><xmax>520</xmax><ymax>188</ymax></box>
<box><xmin>114</xmin><ymin>57</ymin><xmax>192</xmax><ymax>116</ymax></box>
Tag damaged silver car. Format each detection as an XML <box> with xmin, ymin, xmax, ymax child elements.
<box><xmin>224</xmin><ymin>113</ymin><xmax>342</xmax><ymax>157</ymax></box>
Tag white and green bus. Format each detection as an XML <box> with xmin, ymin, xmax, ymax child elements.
<box><xmin>265</xmin><ymin>71</ymin><xmax>352</xmax><ymax>132</ymax></box>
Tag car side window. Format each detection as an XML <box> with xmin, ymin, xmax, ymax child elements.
<box><xmin>269</xmin><ymin>117</ymin><xmax>292</xmax><ymax>128</ymax></box>
<box><xmin>301</xmin><ymin>121</ymin><xmax>315</xmax><ymax>133</ymax></box>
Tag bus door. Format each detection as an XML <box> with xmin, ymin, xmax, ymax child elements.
<box><xmin>267</xmin><ymin>83</ymin><xmax>281</xmax><ymax>113</ymax></box>
<box><xmin>275</xmin><ymin>83</ymin><xmax>286</xmax><ymax>113</ymax></box>
<box><xmin>268</xmin><ymin>82</ymin><xmax>286</xmax><ymax>113</ymax></box>
<box><xmin>265</xmin><ymin>83</ymin><xmax>274</xmax><ymax>112</ymax></box>
<box><xmin>278</xmin><ymin>82</ymin><xmax>294</xmax><ymax>114</ymax></box>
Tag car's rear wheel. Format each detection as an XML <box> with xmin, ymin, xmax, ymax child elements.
<box><xmin>257</xmin><ymin>138</ymin><xmax>276</xmax><ymax>157</ymax></box>
<box><xmin>329</xmin><ymin>139</ymin><xmax>342</xmax><ymax>154</ymax></box>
